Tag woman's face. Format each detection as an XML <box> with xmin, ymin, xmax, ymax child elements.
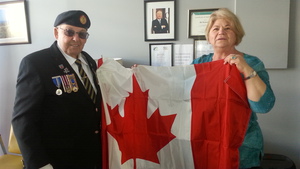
<box><xmin>208</xmin><ymin>19</ymin><xmax>237</xmax><ymax>49</ymax></box>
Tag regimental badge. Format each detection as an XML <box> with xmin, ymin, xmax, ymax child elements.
<box><xmin>52</xmin><ymin>76</ymin><xmax>63</xmax><ymax>95</ymax></box>
<box><xmin>80</xmin><ymin>15</ymin><xmax>87</xmax><ymax>25</ymax></box>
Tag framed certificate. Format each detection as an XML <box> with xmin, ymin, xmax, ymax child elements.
<box><xmin>194</xmin><ymin>39</ymin><xmax>214</xmax><ymax>59</ymax></box>
<box><xmin>173</xmin><ymin>44</ymin><xmax>193</xmax><ymax>66</ymax></box>
<box><xmin>149</xmin><ymin>43</ymin><xmax>173</xmax><ymax>66</ymax></box>
<box><xmin>188</xmin><ymin>8</ymin><xmax>218</xmax><ymax>39</ymax></box>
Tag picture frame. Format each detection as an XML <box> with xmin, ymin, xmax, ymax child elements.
<box><xmin>149</xmin><ymin>43</ymin><xmax>173</xmax><ymax>66</ymax></box>
<box><xmin>173</xmin><ymin>44</ymin><xmax>193</xmax><ymax>66</ymax></box>
<box><xmin>193</xmin><ymin>39</ymin><xmax>214</xmax><ymax>59</ymax></box>
<box><xmin>0</xmin><ymin>0</ymin><xmax>31</xmax><ymax>45</ymax></box>
<box><xmin>188</xmin><ymin>8</ymin><xmax>218</xmax><ymax>39</ymax></box>
<box><xmin>144</xmin><ymin>0</ymin><xmax>175</xmax><ymax>41</ymax></box>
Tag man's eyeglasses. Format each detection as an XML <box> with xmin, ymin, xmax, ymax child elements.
<box><xmin>57</xmin><ymin>27</ymin><xmax>89</xmax><ymax>39</ymax></box>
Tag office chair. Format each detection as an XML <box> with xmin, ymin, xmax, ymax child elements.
<box><xmin>0</xmin><ymin>126</ymin><xmax>23</xmax><ymax>169</ymax></box>
<box><xmin>260</xmin><ymin>153</ymin><xmax>296</xmax><ymax>169</ymax></box>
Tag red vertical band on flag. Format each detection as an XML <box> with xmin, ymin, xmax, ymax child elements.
<box><xmin>98</xmin><ymin>58</ymin><xmax>103</xmax><ymax>68</ymax></box>
<box><xmin>101</xmin><ymin>103</ymin><xmax>109</xmax><ymax>169</ymax></box>
<box><xmin>190</xmin><ymin>60</ymin><xmax>251</xmax><ymax>169</ymax></box>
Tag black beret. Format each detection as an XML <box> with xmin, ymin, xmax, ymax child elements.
<box><xmin>54</xmin><ymin>10</ymin><xmax>91</xmax><ymax>29</ymax></box>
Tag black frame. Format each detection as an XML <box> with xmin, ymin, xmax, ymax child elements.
<box><xmin>0</xmin><ymin>0</ymin><xmax>31</xmax><ymax>45</ymax></box>
<box><xmin>144</xmin><ymin>0</ymin><xmax>175</xmax><ymax>41</ymax></box>
<box><xmin>149</xmin><ymin>43</ymin><xmax>173</xmax><ymax>66</ymax></box>
<box><xmin>188</xmin><ymin>8</ymin><xmax>218</xmax><ymax>39</ymax></box>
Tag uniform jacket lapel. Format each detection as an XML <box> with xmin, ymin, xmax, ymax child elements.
<box><xmin>49</xmin><ymin>41</ymin><xmax>100</xmax><ymax>105</ymax></box>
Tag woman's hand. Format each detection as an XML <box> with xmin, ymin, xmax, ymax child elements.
<box><xmin>224</xmin><ymin>54</ymin><xmax>266</xmax><ymax>101</ymax></box>
<box><xmin>131</xmin><ymin>64</ymin><xmax>138</xmax><ymax>69</ymax></box>
<box><xmin>223</xmin><ymin>54</ymin><xmax>253</xmax><ymax>77</ymax></box>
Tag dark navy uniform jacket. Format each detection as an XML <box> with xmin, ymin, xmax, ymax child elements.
<box><xmin>12</xmin><ymin>41</ymin><xmax>102</xmax><ymax>169</ymax></box>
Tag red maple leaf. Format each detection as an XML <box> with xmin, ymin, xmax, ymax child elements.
<box><xmin>106</xmin><ymin>75</ymin><xmax>176</xmax><ymax>169</ymax></box>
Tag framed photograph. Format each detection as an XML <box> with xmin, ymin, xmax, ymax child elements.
<box><xmin>149</xmin><ymin>43</ymin><xmax>173</xmax><ymax>66</ymax></box>
<box><xmin>188</xmin><ymin>8</ymin><xmax>218</xmax><ymax>39</ymax></box>
<box><xmin>194</xmin><ymin>39</ymin><xmax>214</xmax><ymax>59</ymax></box>
<box><xmin>144</xmin><ymin>0</ymin><xmax>175</xmax><ymax>41</ymax></box>
<box><xmin>0</xmin><ymin>0</ymin><xmax>31</xmax><ymax>45</ymax></box>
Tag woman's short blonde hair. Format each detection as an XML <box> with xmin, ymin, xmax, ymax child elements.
<box><xmin>205</xmin><ymin>8</ymin><xmax>245</xmax><ymax>46</ymax></box>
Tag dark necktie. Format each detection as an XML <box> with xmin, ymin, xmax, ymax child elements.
<box><xmin>75</xmin><ymin>59</ymin><xmax>96</xmax><ymax>103</ymax></box>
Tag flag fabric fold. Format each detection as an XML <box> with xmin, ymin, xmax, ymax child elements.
<box><xmin>97</xmin><ymin>58</ymin><xmax>251</xmax><ymax>169</ymax></box>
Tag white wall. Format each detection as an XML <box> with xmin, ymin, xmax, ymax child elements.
<box><xmin>0</xmin><ymin>0</ymin><xmax>299</xmax><ymax>167</ymax></box>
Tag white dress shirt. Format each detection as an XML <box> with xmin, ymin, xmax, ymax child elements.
<box><xmin>57</xmin><ymin>44</ymin><xmax>97</xmax><ymax>93</ymax></box>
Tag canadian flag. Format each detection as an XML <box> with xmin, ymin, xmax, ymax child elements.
<box><xmin>96</xmin><ymin>58</ymin><xmax>251</xmax><ymax>169</ymax></box>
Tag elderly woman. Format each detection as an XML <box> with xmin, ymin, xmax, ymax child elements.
<box><xmin>192</xmin><ymin>8</ymin><xmax>275</xmax><ymax>168</ymax></box>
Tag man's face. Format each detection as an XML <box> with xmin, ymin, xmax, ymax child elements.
<box><xmin>54</xmin><ymin>24</ymin><xmax>88</xmax><ymax>58</ymax></box>
<box><xmin>156</xmin><ymin>11</ymin><xmax>163</xmax><ymax>19</ymax></box>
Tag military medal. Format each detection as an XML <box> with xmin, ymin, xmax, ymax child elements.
<box><xmin>52</xmin><ymin>76</ymin><xmax>63</xmax><ymax>95</ymax></box>
<box><xmin>73</xmin><ymin>87</ymin><xmax>78</xmax><ymax>92</ymax></box>
<box><xmin>67</xmin><ymin>74</ymin><xmax>79</xmax><ymax>92</ymax></box>
<box><xmin>56</xmin><ymin>89</ymin><xmax>63</xmax><ymax>95</ymax></box>
<box><xmin>61</xmin><ymin>75</ymin><xmax>72</xmax><ymax>93</ymax></box>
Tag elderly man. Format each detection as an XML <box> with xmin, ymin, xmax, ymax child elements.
<box><xmin>151</xmin><ymin>9</ymin><xmax>169</xmax><ymax>33</ymax></box>
<box><xmin>12</xmin><ymin>10</ymin><xmax>102</xmax><ymax>169</ymax></box>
